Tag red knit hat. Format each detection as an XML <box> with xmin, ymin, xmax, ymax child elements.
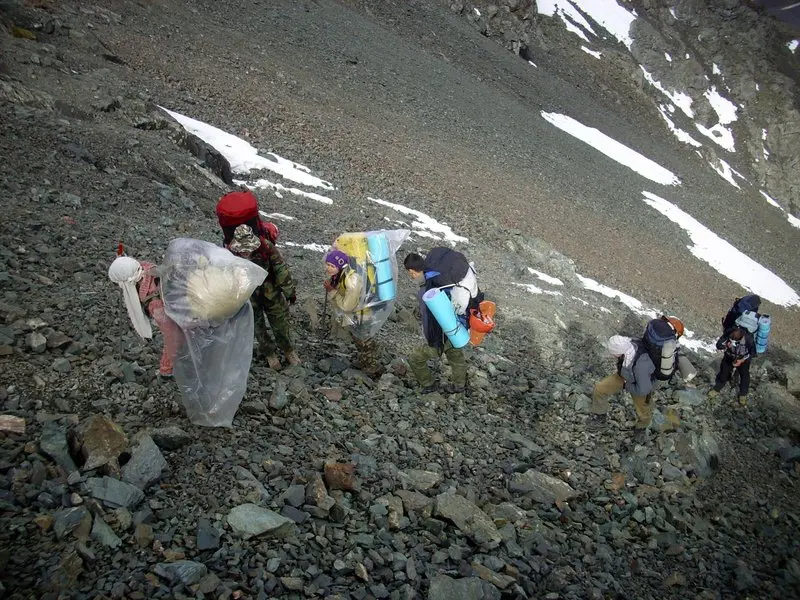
<box><xmin>216</xmin><ymin>190</ymin><xmax>259</xmax><ymax>227</ymax></box>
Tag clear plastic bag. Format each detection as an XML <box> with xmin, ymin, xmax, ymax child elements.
<box><xmin>160</xmin><ymin>238</ymin><xmax>267</xmax><ymax>427</ymax></box>
<box><xmin>328</xmin><ymin>229</ymin><xmax>410</xmax><ymax>339</ymax></box>
<box><xmin>161</xmin><ymin>238</ymin><xmax>267</xmax><ymax>328</ymax></box>
<box><xmin>173</xmin><ymin>302</ymin><xmax>255</xmax><ymax>427</ymax></box>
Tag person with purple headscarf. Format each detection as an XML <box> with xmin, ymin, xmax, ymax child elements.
<box><xmin>324</xmin><ymin>249</ymin><xmax>383</xmax><ymax>378</ymax></box>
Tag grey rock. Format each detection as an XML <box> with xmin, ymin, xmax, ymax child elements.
<box><xmin>270</xmin><ymin>377</ymin><xmax>290</xmax><ymax>409</ymax></box>
<box><xmin>149</xmin><ymin>426</ymin><xmax>192</xmax><ymax>450</ymax></box>
<box><xmin>227</xmin><ymin>503</ymin><xmax>295</xmax><ymax>540</ymax></box>
<box><xmin>661</xmin><ymin>463</ymin><xmax>684</xmax><ymax>482</ymax></box>
<box><xmin>91</xmin><ymin>515</ymin><xmax>122</xmax><ymax>548</ymax></box>
<box><xmin>155</xmin><ymin>560</ymin><xmax>208</xmax><ymax>586</ymax></box>
<box><xmin>398</xmin><ymin>469</ymin><xmax>442</xmax><ymax>491</ymax></box>
<box><xmin>761</xmin><ymin>383</ymin><xmax>800</xmax><ymax>434</ymax></box>
<box><xmin>676</xmin><ymin>388</ymin><xmax>704</xmax><ymax>407</ymax></box>
<box><xmin>434</xmin><ymin>493</ymin><xmax>502</xmax><ymax>545</ymax></box>
<box><xmin>504</xmin><ymin>432</ymin><xmax>543</xmax><ymax>453</ymax></box>
<box><xmin>281</xmin><ymin>505</ymin><xmax>310</xmax><ymax>524</ymax></box>
<box><xmin>488</xmin><ymin>502</ymin><xmax>526</xmax><ymax>523</ymax></box>
<box><xmin>26</xmin><ymin>331</ymin><xmax>46</xmax><ymax>353</ymax></box>
<box><xmin>785</xmin><ymin>363</ymin><xmax>800</xmax><ymax>394</ymax></box>
<box><xmin>234</xmin><ymin>466</ymin><xmax>270</xmax><ymax>502</ymax></box>
<box><xmin>46</xmin><ymin>331</ymin><xmax>72</xmax><ymax>349</ymax></box>
<box><xmin>196</xmin><ymin>518</ymin><xmax>220</xmax><ymax>550</ymax></box>
<box><xmin>52</xmin><ymin>357</ymin><xmax>71</xmax><ymax>373</ymax></box>
<box><xmin>283</xmin><ymin>484</ymin><xmax>306</xmax><ymax>508</ymax></box>
<box><xmin>40</xmin><ymin>422</ymin><xmax>77</xmax><ymax>472</ymax></box>
<box><xmin>54</xmin><ymin>506</ymin><xmax>91</xmax><ymax>540</ymax></box>
<box><xmin>428</xmin><ymin>575</ymin><xmax>501</xmax><ymax>600</ymax></box>
<box><xmin>86</xmin><ymin>476</ymin><xmax>144</xmax><ymax>508</ymax></box>
<box><xmin>509</xmin><ymin>469</ymin><xmax>577</xmax><ymax>504</ymax></box>
<box><xmin>121</xmin><ymin>435</ymin><xmax>167</xmax><ymax>490</ymax></box>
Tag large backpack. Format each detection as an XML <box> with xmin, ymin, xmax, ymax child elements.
<box><xmin>722</xmin><ymin>295</ymin><xmax>761</xmax><ymax>331</ymax></box>
<box><xmin>641</xmin><ymin>318</ymin><xmax>678</xmax><ymax>381</ymax></box>
<box><xmin>216</xmin><ymin>190</ymin><xmax>279</xmax><ymax>245</ymax></box>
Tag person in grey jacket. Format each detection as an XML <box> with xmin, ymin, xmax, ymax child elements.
<box><xmin>588</xmin><ymin>335</ymin><xmax>657</xmax><ymax>433</ymax></box>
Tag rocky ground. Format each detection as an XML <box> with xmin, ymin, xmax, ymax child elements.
<box><xmin>2</xmin><ymin>1</ymin><xmax>800</xmax><ymax>599</ymax></box>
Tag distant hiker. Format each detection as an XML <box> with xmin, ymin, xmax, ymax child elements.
<box><xmin>216</xmin><ymin>190</ymin><xmax>299</xmax><ymax>370</ymax></box>
<box><xmin>108</xmin><ymin>255</ymin><xmax>182</xmax><ymax>377</ymax></box>
<box><xmin>708</xmin><ymin>324</ymin><xmax>757</xmax><ymax>406</ymax></box>
<box><xmin>588</xmin><ymin>335</ymin><xmax>657</xmax><ymax>436</ymax></box>
<box><xmin>721</xmin><ymin>294</ymin><xmax>771</xmax><ymax>355</ymax></box>
<box><xmin>403</xmin><ymin>248</ymin><xmax>480</xmax><ymax>394</ymax></box>
<box><xmin>324</xmin><ymin>249</ymin><xmax>382</xmax><ymax>377</ymax></box>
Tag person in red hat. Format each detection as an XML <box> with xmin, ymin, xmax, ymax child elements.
<box><xmin>216</xmin><ymin>190</ymin><xmax>299</xmax><ymax>370</ymax></box>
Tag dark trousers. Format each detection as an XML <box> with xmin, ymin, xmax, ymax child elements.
<box><xmin>713</xmin><ymin>356</ymin><xmax>750</xmax><ymax>396</ymax></box>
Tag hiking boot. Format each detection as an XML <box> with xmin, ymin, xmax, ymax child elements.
<box><xmin>266</xmin><ymin>355</ymin><xmax>282</xmax><ymax>370</ymax></box>
<box><xmin>443</xmin><ymin>384</ymin><xmax>465</xmax><ymax>395</ymax></box>
<box><xmin>586</xmin><ymin>414</ymin><xmax>608</xmax><ymax>432</ymax></box>
<box><xmin>738</xmin><ymin>395</ymin><xmax>748</xmax><ymax>406</ymax></box>
<box><xmin>707</xmin><ymin>389</ymin><xmax>719</xmax><ymax>400</ymax></box>
<box><xmin>285</xmin><ymin>350</ymin><xmax>301</xmax><ymax>366</ymax></box>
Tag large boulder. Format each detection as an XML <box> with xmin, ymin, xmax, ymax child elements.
<box><xmin>227</xmin><ymin>504</ymin><xmax>295</xmax><ymax>540</ymax></box>
<box><xmin>508</xmin><ymin>469</ymin><xmax>577</xmax><ymax>504</ymax></box>
<box><xmin>433</xmin><ymin>493</ymin><xmax>501</xmax><ymax>545</ymax></box>
<box><xmin>761</xmin><ymin>383</ymin><xmax>800</xmax><ymax>434</ymax></box>
<box><xmin>77</xmin><ymin>415</ymin><xmax>127</xmax><ymax>472</ymax></box>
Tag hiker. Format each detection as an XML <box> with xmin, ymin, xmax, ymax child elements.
<box><xmin>403</xmin><ymin>248</ymin><xmax>479</xmax><ymax>394</ymax></box>
<box><xmin>216</xmin><ymin>191</ymin><xmax>299</xmax><ymax>370</ymax></box>
<box><xmin>708</xmin><ymin>324</ymin><xmax>756</xmax><ymax>405</ymax></box>
<box><xmin>588</xmin><ymin>335</ymin><xmax>657</xmax><ymax>435</ymax></box>
<box><xmin>324</xmin><ymin>249</ymin><xmax>382</xmax><ymax>377</ymax></box>
<box><xmin>108</xmin><ymin>255</ymin><xmax>182</xmax><ymax>377</ymax></box>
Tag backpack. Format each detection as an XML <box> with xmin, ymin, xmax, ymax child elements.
<box><xmin>722</xmin><ymin>295</ymin><xmax>761</xmax><ymax>331</ymax></box>
<box><xmin>735</xmin><ymin>310</ymin><xmax>759</xmax><ymax>333</ymax></box>
<box><xmin>216</xmin><ymin>190</ymin><xmax>279</xmax><ymax>245</ymax></box>
<box><xmin>423</xmin><ymin>248</ymin><xmax>470</xmax><ymax>286</ymax></box>
<box><xmin>641</xmin><ymin>318</ymin><xmax>678</xmax><ymax>380</ymax></box>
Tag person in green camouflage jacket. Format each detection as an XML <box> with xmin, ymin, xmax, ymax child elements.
<box><xmin>226</xmin><ymin>222</ymin><xmax>299</xmax><ymax>370</ymax></box>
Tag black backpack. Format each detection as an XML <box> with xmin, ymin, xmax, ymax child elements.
<box><xmin>640</xmin><ymin>319</ymin><xmax>678</xmax><ymax>381</ymax></box>
<box><xmin>722</xmin><ymin>295</ymin><xmax>761</xmax><ymax>331</ymax></box>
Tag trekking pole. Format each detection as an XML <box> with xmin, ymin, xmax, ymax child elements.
<box><xmin>320</xmin><ymin>287</ymin><xmax>329</xmax><ymax>340</ymax></box>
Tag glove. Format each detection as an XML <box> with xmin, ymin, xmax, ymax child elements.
<box><xmin>288</xmin><ymin>292</ymin><xmax>297</xmax><ymax>305</ymax></box>
<box><xmin>323</xmin><ymin>280</ymin><xmax>335</xmax><ymax>292</ymax></box>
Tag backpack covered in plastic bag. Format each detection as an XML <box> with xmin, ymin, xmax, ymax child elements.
<box><xmin>160</xmin><ymin>238</ymin><xmax>268</xmax><ymax>427</ymax></box>
<box><xmin>329</xmin><ymin>229</ymin><xmax>409</xmax><ymax>339</ymax></box>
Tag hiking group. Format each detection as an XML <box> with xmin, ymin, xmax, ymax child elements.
<box><xmin>108</xmin><ymin>188</ymin><xmax>771</xmax><ymax>433</ymax></box>
<box><xmin>107</xmin><ymin>189</ymin><xmax>495</xmax><ymax>426</ymax></box>
<box><xmin>592</xmin><ymin>294</ymin><xmax>771</xmax><ymax>439</ymax></box>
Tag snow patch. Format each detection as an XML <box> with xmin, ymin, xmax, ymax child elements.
<box><xmin>581</xmin><ymin>46</ymin><xmax>602</xmax><ymax>59</ymax></box>
<box><xmin>238</xmin><ymin>178</ymin><xmax>334</xmax><ymax>205</ymax></box>
<box><xmin>368</xmin><ymin>197</ymin><xmax>468</xmax><ymax>244</ymax></box>
<box><xmin>528</xmin><ymin>60</ymin><xmax>538</xmax><ymax>68</ymax></box>
<box><xmin>260</xmin><ymin>212</ymin><xmax>295</xmax><ymax>221</ymax></box>
<box><xmin>514</xmin><ymin>282</ymin><xmax>562</xmax><ymax>296</ymax></box>
<box><xmin>788</xmin><ymin>40</ymin><xmax>799</xmax><ymax>54</ymax></box>
<box><xmin>694</xmin><ymin>87</ymin><xmax>737</xmax><ymax>152</ymax></box>
<box><xmin>570</xmin><ymin>0</ymin><xmax>636</xmax><ymax>49</ymax></box>
<box><xmin>657</xmin><ymin>106</ymin><xmax>703</xmax><ymax>147</ymax></box>
<box><xmin>707</xmin><ymin>159</ymin><xmax>740</xmax><ymax>189</ymax></box>
<box><xmin>641</xmin><ymin>191</ymin><xmax>800</xmax><ymax>306</ymax></box>
<box><xmin>759</xmin><ymin>190</ymin><xmax>782</xmax><ymax>209</ymax></box>
<box><xmin>528</xmin><ymin>268</ymin><xmax>565</xmax><ymax>286</ymax></box>
<box><xmin>712</xmin><ymin>63</ymin><xmax>721</xmax><ymax>75</ymax></box>
<box><xmin>665</xmin><ymin>52</ymin><xmax>672</xmax><ymax>62</ymax></box>
<box><xmin>160</xmin><ymin>107</ymin><xmax>335</xmax><ymax>190</ymax></box>
<box><xmin>640</xmin><ymin>68</ymin><xmax>694</xmax><ymax>118</ymax></box>
<box><xmin>541</xmin><ymin>111</ymin><xmax>681</xmax><ymax>186</ymax></box>
<box><xmin>537</xmin><ymin>0</ymin><xmax>596</xmax><ymax>43</ymax></box>
<box><xmin>576</xmin><ymin>274</ymin><xmax>656</xmax><ymax>317</ymax></box>
<box><xmin>281</xmin><ymin>242</ymin><xmax>328</xmax><ymax>253</ymax></box>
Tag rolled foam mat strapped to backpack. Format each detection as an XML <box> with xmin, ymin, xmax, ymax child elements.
<box><xmin>756</xmin><ymin>315</ymin><xmax>771</xmax><ymax>354</ymax></box>
<box><xmin>423</xmin><ymin>288</ymin><xmax>470</xmax><ymax>349</ymax></box>
<box><xmin>366</xmin><ymin>232</ymin><xmax>395</xmax><ymax>302</ymax></box>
